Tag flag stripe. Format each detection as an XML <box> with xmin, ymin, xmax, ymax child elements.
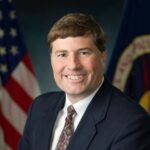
<box><xmin>0</xmin><ymin>109</ymin><xmax>21</xmax><ymax>150</ymax></box>
<box><xmin>1</xmin><ymin>88</ymin><xmax>27</xmax><ymax>135</ymax></box>
<box><xmin>4</xmin><ymin>76</ymin><xmax>32</xmax><ymax>113</ymax></box>
<box><xmin>5</xmin><ymin>145</ymin><xmax>13</xmax><ymax>150</ymax></box>
<box><xmin>12</xmin><ymin>61</ymin><xmax>40</xmax><ymax>98</ymax></box>
<box><xmin>0</xmin><ymin>127</ymin><xmax>13</xmax><ymax>150</ymax></box>
<box><xmin>0</xmin><ymin>127</ymin><xmax>12</xmax><ymax>150</ymax></box>
<box><xmin>22</xmin><ymin>53</ymin><xmax>35</xmax><ymax>75</ymax></box>
<box><xmin>0</xmin><ymin>127</ymin><xmax>5</xmax><ymax>150</ymax></box>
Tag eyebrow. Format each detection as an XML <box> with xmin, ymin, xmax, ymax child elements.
<box><xmin>54</xmin><ymin>50</ymin><xmax>68</xmax><ymax>53</ymax></box>
<box><xmin>78</xmin><ymin>48</ymin><xmax>92</xmax><ymax>51</ymax></box>
<box><xmin>54</xmin><ymin>47</ymin><xmax>92</xmax><ymax>54</ymax></box>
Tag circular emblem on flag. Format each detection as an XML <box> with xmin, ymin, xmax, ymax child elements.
<box><xmin>113</xmin><ymin>35</ymin><xmax>150</xmax><ymax>112</ymax></box>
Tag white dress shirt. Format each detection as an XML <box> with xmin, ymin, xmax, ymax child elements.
<box><xmin>50</xmin><ymin>78</ymin><xmax>104</xmax><ymax>150</ymax></box>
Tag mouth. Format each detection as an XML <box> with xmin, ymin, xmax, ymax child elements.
<box><xmin>64</xmin><ymin>74</ymin><xmax>85</xmax><ymax>82</ymax></box>
<box><xmin>67</xmin><ymin>75</ymin><xmax>82</xmax><ymax>80</ymax></box>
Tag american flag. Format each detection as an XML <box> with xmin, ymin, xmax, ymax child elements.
<box><xmin>0</xmin><ymin>0</ymin><xmax>41</xmax><ymax>149</ymax></box>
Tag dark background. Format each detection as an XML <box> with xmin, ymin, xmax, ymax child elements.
<box><xmin>13</xmin><ymin>0</ymin><xmax>124</xmax><ymax>93</ymax></box>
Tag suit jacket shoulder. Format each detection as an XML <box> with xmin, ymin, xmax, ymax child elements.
<box><xmin>19</xmin><ymin>91</ymin><xmax>65</xmax><ymax>150</ymax></box>
<box><xmin>32</xmin><ymin>91</ymin><xmax>65</xmax><ymax>112</ymax></box>
<box><xmin>67</xmin><ymin>78</ymin><xmax>150</xmax><ymax>150</ymax></box>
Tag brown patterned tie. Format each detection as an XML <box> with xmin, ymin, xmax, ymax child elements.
<box><xmin>56</xmin><ymin>105</ymin><xmax>76</xmax><ymax>150</ymax></box>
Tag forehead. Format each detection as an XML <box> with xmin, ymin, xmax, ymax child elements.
<box><xmin>51</xmin><ymin>36</ymin><xmax>96</xmax><ymax>51</ymax></box>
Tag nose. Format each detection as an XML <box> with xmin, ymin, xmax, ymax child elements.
<box><xmin>67</xmin><ymin>54</ymin><xmax>81</xmax><ymax>70</ymax></box>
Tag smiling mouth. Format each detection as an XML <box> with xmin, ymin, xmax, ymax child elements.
<box><xmin>65</xmin><ymin>75</ymin><xmax>84</xmax><ymax>81</ymax></box>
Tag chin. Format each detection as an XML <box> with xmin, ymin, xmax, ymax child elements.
<box><xmin>66</xmin><ymin>88</ymin><xmax>89</xmax><ymax>96</ymax></box>
<box><xmin>65</xmin><ymin>89</ymin><xmax>83</xmax><ymax>95</ymax></box>
<box><xmin>66</xmin><ymin>90</ymin><xmax>82</xmax><ymax>95</ymax></box>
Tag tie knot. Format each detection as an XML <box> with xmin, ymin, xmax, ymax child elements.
<box><xmin>67</xmin><ymin>105</ymin><xmax>76</xmax><ymax>118</ymax></box>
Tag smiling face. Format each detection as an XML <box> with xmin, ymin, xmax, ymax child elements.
<box><xmin>51</xmin><ymin>36</ymin><xmax>106</xmax><ymax>103</ymax></box>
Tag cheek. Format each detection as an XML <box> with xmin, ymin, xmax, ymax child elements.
<box><xmin>52</xmin><ymin>66</ymin><xmax>62</xmax><ymax>83</ymax></box>
<box><xmin>51</xmin><ymin>59</ymin><xmax>62</xmax><ymax>73</ymax></box>
<box><xmin>83</xmin><ymin>58</ymin><xmax>101</xmax><ymax>72</ymax></box>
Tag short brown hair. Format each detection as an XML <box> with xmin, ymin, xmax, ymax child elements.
<box><xmin>48</xmin><ymin>13</ymin><xmax>106</xmax><ymax>52</ymax></box>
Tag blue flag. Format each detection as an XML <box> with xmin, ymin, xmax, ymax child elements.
<box><xmin>106</xmin><ymin>0</ymin><xmax>150</xmax><ymax>113</ymax></box>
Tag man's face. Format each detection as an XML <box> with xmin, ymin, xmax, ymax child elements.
<box><xmin>51</xmin><ymin>36</ymin><xmax>106</xmax><ymax>102</ymax></box>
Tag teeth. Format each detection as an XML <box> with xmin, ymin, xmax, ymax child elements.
<box><xmin>67</xmin><ymin>75</ymin><xmax>81</xmax><ymax>80</ymax></box>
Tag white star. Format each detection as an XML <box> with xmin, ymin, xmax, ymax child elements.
<box><xmin>0</xmin><ymin>47</ymin><xmax>6</xmax><ymax>56</ymax></box>
<box><xmin>0</xmin><ymin>11</ymin><xmax>3</xmax><ymax>21</ymax></box>
<box><xmin>10</xmin><ymin>28</ymin><xmax>17</xmax><ymax>37</ymax></box>
<box><xmin>0</xmin><ymin>28</ymin><xmax>4</xmax><ymax>39</ymax></box>
<box><xmin>9</xmin><ymin>11</ymin><xmax>16</xmax><ymax>20</ymax></box>
<box><xmin>10</xmin><ymin>46</ymin><xmax>18</xmax><ymax>55</ymax></box>
<box><xmin>0</xmin><ymin>64</ymin><xmax>8</xmax><ymax>73</ymax></box>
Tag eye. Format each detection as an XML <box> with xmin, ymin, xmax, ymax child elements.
<box><xmin>79</xmin><ymin>50</ymin><xmax>91</xmax><ymax>56</ymax></box>
<box><xmin>56</xmin><ymin>52</ymin><xmax>67</xmax><ymax>57</ymax></box>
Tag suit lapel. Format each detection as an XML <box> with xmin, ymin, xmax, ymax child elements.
<box><xmin>67</xmin><ymin>79</ymin><xmax>113</xmax><ymax>150</ymax></box>
<box><xmin>35</xmin><ymin>93</ymin><xmax>65</xmax><ymax>150</ymax></box>
<box><xmin>67</xmin><ymin>111</ymin><xmax>96</xmax><ymax>150</ymax></box>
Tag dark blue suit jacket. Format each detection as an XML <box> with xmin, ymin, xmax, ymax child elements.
<box><xmin>19</xmin><ymin>79</ymin><xmax>150</xmax><ymax>150</ymax></box>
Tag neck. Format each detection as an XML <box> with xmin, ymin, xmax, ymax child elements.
<box><xmin>66</xmin><ymin>81</ymin><xmax>103</xmax><ymax>104</ymax></box>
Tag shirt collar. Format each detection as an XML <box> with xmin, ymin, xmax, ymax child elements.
<box><xmin>63</xmin><ymin>77</ymin><xmax>104</xmax><ymax>116</ymax></box>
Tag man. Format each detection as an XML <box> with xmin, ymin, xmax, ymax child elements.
<box><xmin>19</xmin><ymin>13</ymin><xmax>150</xmax><ymax>150</ymax></box>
